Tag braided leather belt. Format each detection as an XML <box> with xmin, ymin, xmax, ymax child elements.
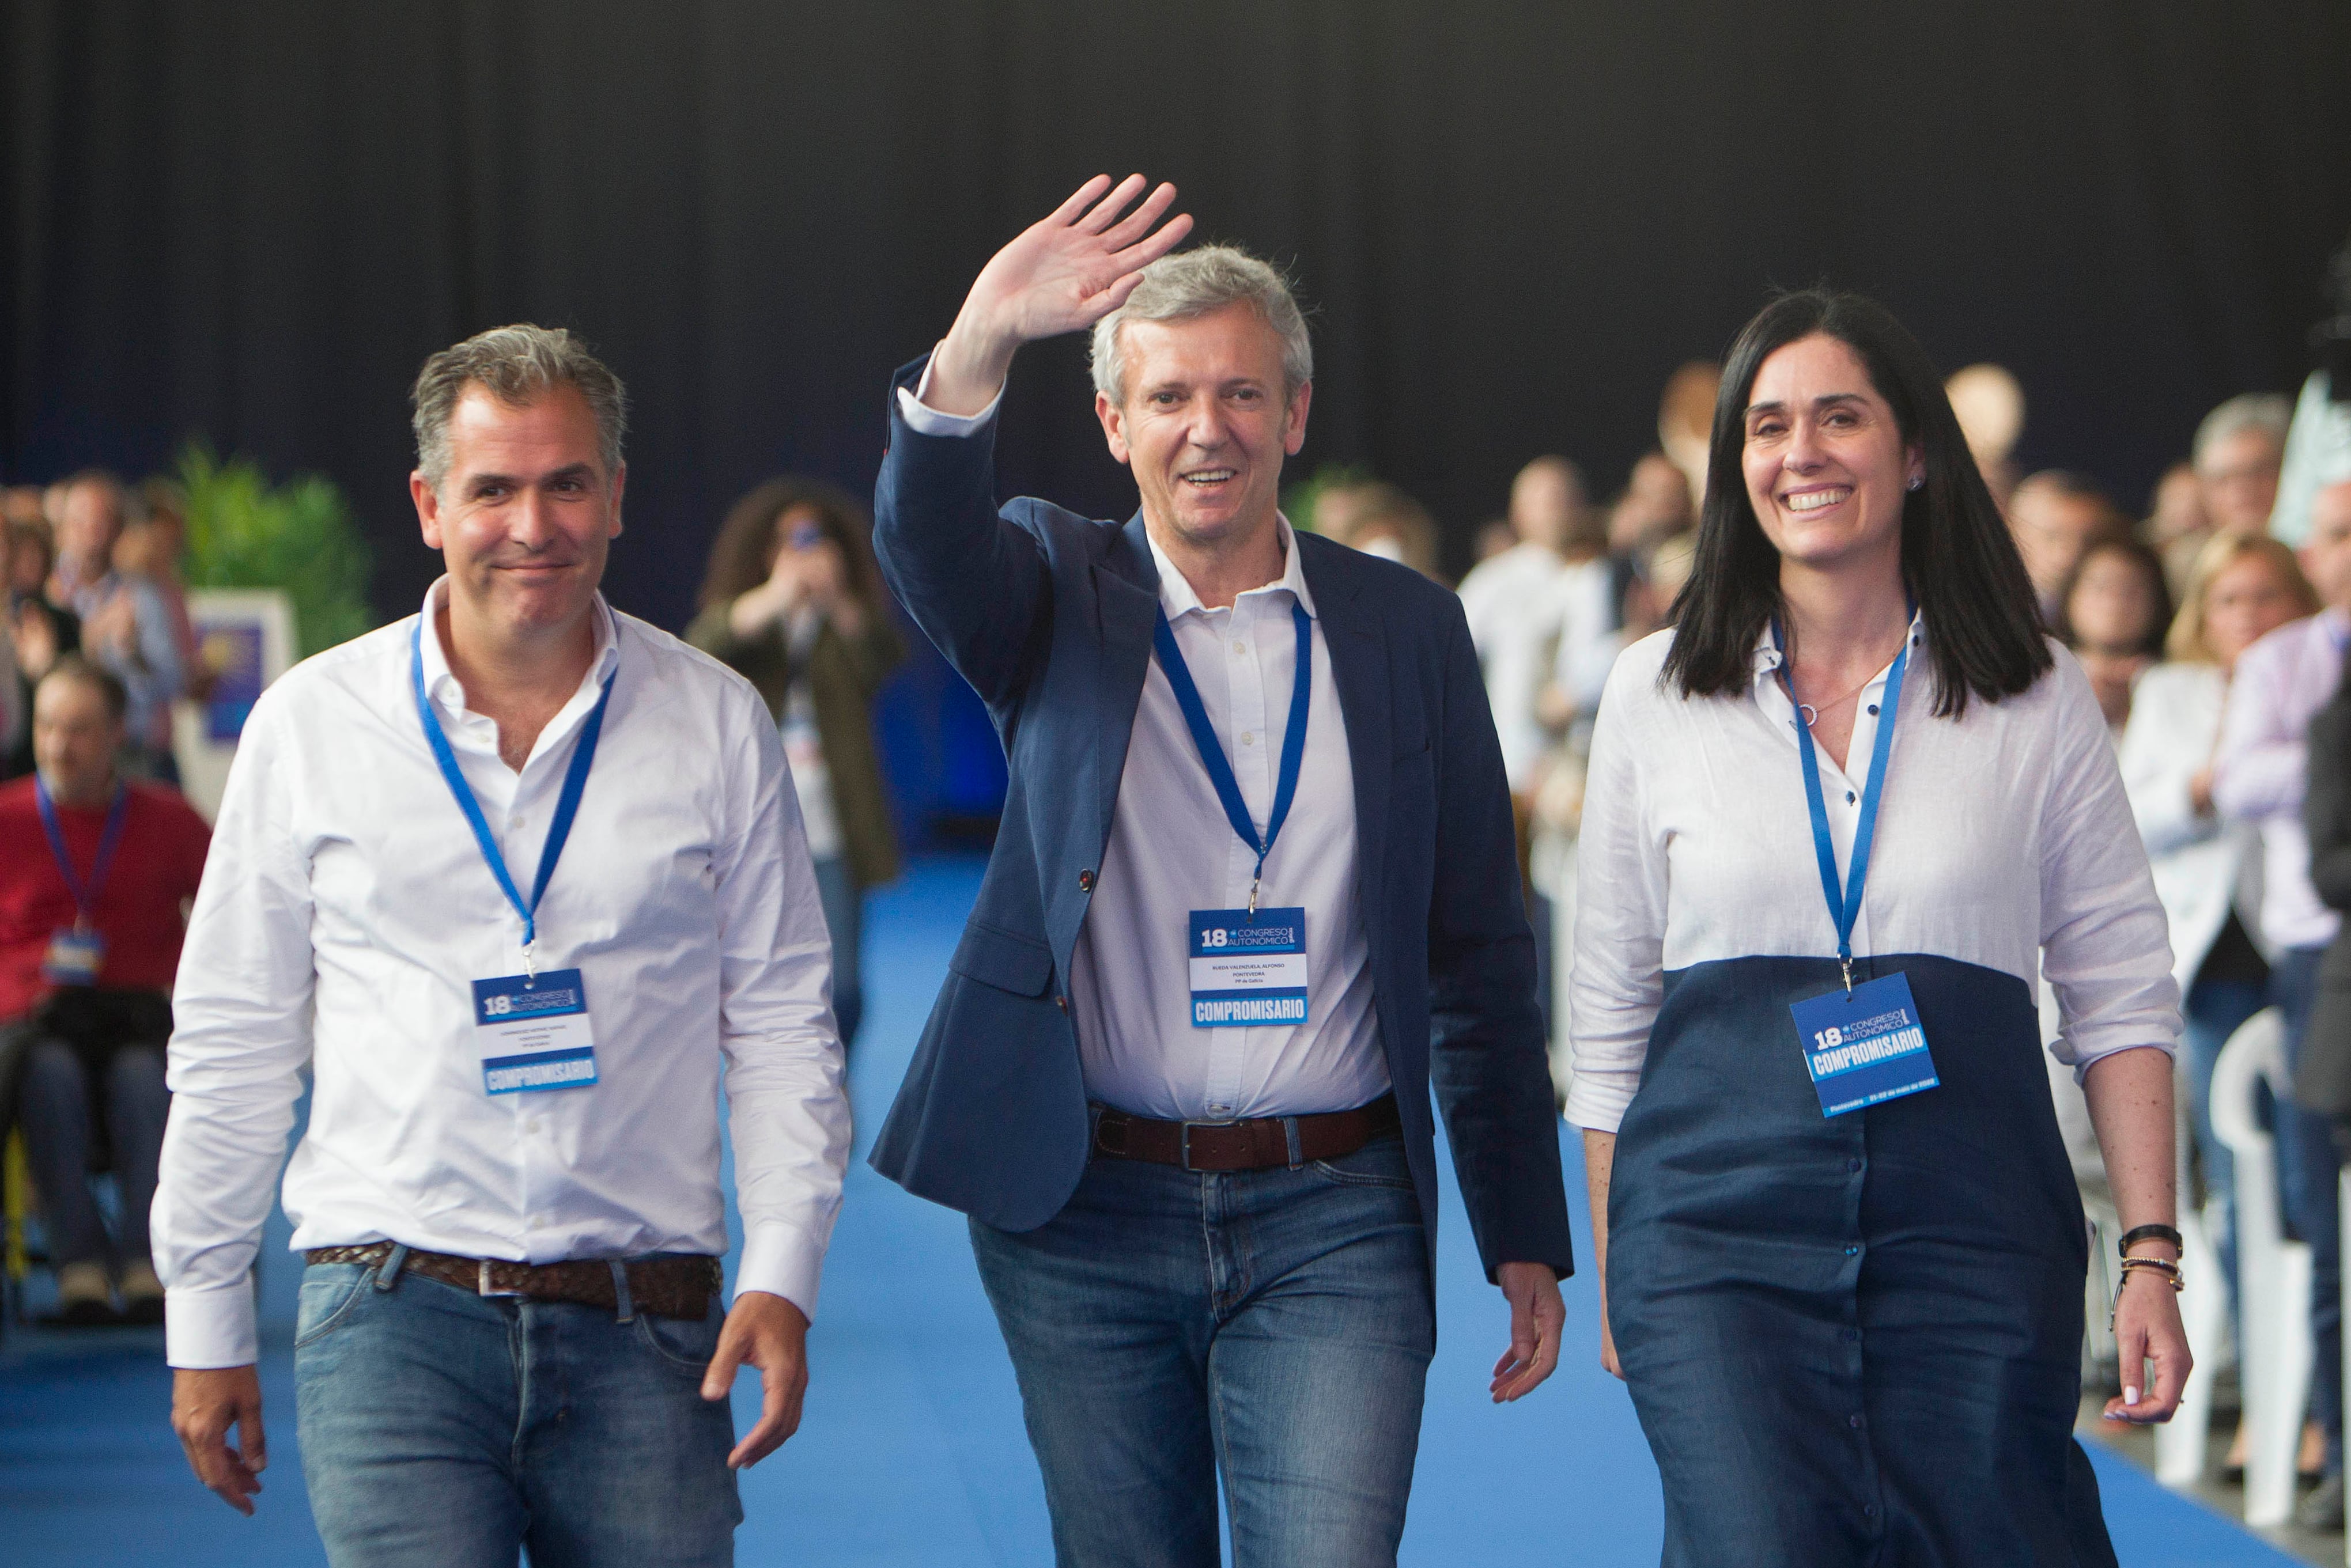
<box><xmin>304</xmin><ymin>1243</ymin><xmax>721</xmax><ymax>1321</ymax></box>
<box><xmin>1091</xmin><ymin>1093</ymin><xmax>1402</xmax><ymax>1173</ymax></box>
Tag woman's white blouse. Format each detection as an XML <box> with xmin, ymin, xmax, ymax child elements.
<box><xmin>1566</xmin><ymin>623</ymin><xmax>2180</xmax><ymax>1134</ymax></box>
<box><xmin>2116</xmin><ymin>661</ymin><xmax>2263</xmax><ymax>994</ymax></box>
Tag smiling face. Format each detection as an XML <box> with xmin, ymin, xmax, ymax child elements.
<box><xmin>1095</xmin><ymin>301</ymin><xmax>1310</xmax><ymax>555</ymax></box>
<box><xmin>2202</xmin><ymin>549</ymin><xmax>2306</xmax><ymax>671</ymax></box>
<box><xmin>410</xmin><ymin>382</ymin><xmax>623</xmax><ymax>643</ymax></box>
<box><xmin>1740</xmin><ymin>334</ymin><xmax>1921</xmax><ymax>577</ymax></box>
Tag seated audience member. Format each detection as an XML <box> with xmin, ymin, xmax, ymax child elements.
<box><xmin>2213</xmin><ymin>475</ymin><xmax>2351</xmax><ymax>1527</ymax></box>
<box><xmin>48</xmin><ymin>472</ymin><xmax>184</xmax><ymax>782</ymax></box>
<box><xmin>1604</xmin><ymin>453</ymin><xmax>1696</xmax><ymax>641</ymax></box>
<box><xmin>9</xmin><ymin>518</ymin><xmax>66</xmax><ymax>616</ymax></box>
<box><xmin>2121</xmin><ymin>535</ymin><xmax>2316</xmax><ymax>1366</ymax></box>
<box><xmin>1944</xmin><ymin>361</ymin><xmax>2027</xmax><ymax>509</ymax></box>
<box><xmin>2055</xmin><ymin>536</ymin><xmax>2172</xmax><ymax>733</ymax></box>
<box><xmin>128</xmin><ymin>478</ymin><xmax>211</xmax><ymax>703</ymax></box>
<box><xmin>0</xmin><ymin>658</ymin><xmax>209</xmax><ymax>1324</ymax></box>
<box><xmin>2009</xmin><ymin>469</ymin><xmax>2128</xmax><ymax>628</ymax></box>
<box><xmin>687</xmin><ymin>476</ymin><xmax>905</xmax><ymax>1051</ymax></box>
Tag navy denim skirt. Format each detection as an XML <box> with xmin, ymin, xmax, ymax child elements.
<box><xmin>1608</xmin><ymin>952</ymin><xmax>2117</xmax><ymax>1567</ymax></box>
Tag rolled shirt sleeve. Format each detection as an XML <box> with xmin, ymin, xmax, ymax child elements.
<box><xmin>2039</xmin><ymin>658</ymin><xmax>2182</xmax><ymax>1074</ymax></box>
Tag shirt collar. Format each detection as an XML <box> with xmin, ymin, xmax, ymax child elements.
<box><xmin>1146</xmin><ymin>514</ymin><xmax>1319</xmax><ymax>623</ymax></box>
<box><xmin>1749</xmin><ymin>604</ymin><xmax>1928</xmax><ymax>688</ymax></box>
<box><xmin>417</xmin><ymin>576</ymin><xmax>619</xmax><ymax>713</ymax></box>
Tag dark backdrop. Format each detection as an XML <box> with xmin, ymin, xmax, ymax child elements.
<box><xmin>7</xmin><ymin>1</ymin><xmax>2350</xmax><ymax>823</ymax></box>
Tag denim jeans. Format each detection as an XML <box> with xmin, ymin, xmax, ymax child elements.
<box><xmin>16</xmin><ymin>1037</ymin><xmax>167</xmax><ymax>1268</ymax></box>
<box><xmin>294</xmin><ymin>1253</ymin><xmax>741</xmax><ymax>1567</ymax></box>
<box><xmin>2275</xmin><ymin>945</ymin><xmax>2343</xmax><ymax>1472</ymax></box>
<box><xmin>810</xmin><ymin>854</ymin><xmax>864</xmax><ymax>1050</ymax></box>
<box><xmin>2180</xmin><ymin>975</ymin><xmax>2269</xmax><ymax>1327</ymax></box>
<box><xmin>969</xmin><ymin>1131</ymin><xmax>1434</xmax><ymax>1568</ymax></box>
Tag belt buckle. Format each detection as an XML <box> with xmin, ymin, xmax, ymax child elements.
<box><xmin>1179</xmin><ymin>1118</ymin><xmax>1236</xmax><ymax>1172</ymax></box>
<box><xmin>477</xmin><ymin>1259</ymin><xmax>528</xmax><ymax>1299</ymax></box>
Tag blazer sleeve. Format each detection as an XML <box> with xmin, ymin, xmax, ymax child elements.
<box><xmin>871</xmin><ymin>357</ymin><xmax>1050</xmax><ymax>714</ymax></box>
<box><xmin>1424</xmin><ymin>597</ymin><xmax>1577</xmax><ymax>1282</ymax></box>
<box><xmin>2307</xmin><ymin>698</ymin><xmax>2351</xmax><ymax>911</ymax></box>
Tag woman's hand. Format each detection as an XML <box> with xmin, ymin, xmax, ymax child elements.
<box><xmin>2102</xmin><ymin>1260</ymin><xmax>2191</xmax><ymax>1423</ymax></box>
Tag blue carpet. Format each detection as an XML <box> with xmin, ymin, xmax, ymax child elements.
<box><xmin>0</xmin><ymin>854</ymin><xmax>2302</xmax><ymax>1565</ymax></box>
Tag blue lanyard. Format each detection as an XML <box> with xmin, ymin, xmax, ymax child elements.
<box><xmin>1151</xmin><ymin>600</ymin><xmax>1313</xmax><ymax>914</ymax></box>
<box><xmin>410</xmin><ymin>618</ymin><xmax>615</xmax><ymax>976</ymax></box>
<box><xmin>1771</xmin><ymin>619</ymin><xmax>1911</xmax><ymax>994</ymax></box>
<box><xmin>35</xmin><ymin>777</ymin><xmax>128</xmax><ymax>929</ymax></box>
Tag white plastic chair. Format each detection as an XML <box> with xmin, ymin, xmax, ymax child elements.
<box><xmin>2209</xmin><ymin>1008</ymin><xmax>2312</xmax><ymax>1527</ymax></box>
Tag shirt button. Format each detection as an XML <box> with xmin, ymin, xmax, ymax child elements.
<box><xmin>1232</xmin><ymin>641</ymin><xmax>1247</xmax><ymax>656</ymax></box>
<box><xmin>1241</xmin><ymin>731</ymin><xmax>1256</xmax><ymax>746</ymax></box>
<box><xmin>1842</xmin><ymin>1329</ymin><xmax>1860</xmax><ymax>1342</ymax></box>
<box><xmin>1847</xmin><ymin>1157</ymin><xmax>1863</xmax><ymax>1173</ymax></box>
<box><xmin>1867</xmin><ymin>704</ymin><xmax>1880</xmax><ymax>715</ymax></box>
<box><xmin>1864</xmin><ymin>1505</ymin><xmax>1879</xmax><ymax>1519</ymax></box>
<box><xmin>1078</xmin><ymin>868</ymin><xmax>1096</xmax><ymax>892</ymax></box>
<box><xmin>1056</xmin><ymin>995</ymin><xmax>1069</xmax><ymax>1013</ymax></box>
<box><xmin>1845</xmin><ymin>1244</ymin><xmax>1861</xmax><ymax>1257</ymax></box>
<box><xmin>1845</xmin><ymin>791</ymin><xmax>1856</xmax><ymax>805</ymax></box>
<box><xmin>526</xmin><ymin>1117</ymin><xmax>545</xmax><ymax>1134</ymax></box>
<box><xmin>1848</xmin><ymin>1414</ymin><xmax>1865</xmax><ymax>1429</ymax></box>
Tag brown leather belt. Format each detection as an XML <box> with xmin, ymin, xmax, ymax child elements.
<box><xmin>304</xmin><ymin>1243</ymin><xmax>720</xmax><ymax>1321</ymax></box>
<box><xmin>1091</xmin><ymin>1093</ymin><xmax>1401</xmax><ymax>1173</ymax></box>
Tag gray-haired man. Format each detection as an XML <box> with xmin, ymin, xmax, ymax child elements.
<box><xmin>869</xmin><ymin>176</ymin><xmax>1574</xmax><ymax>1567</ymax></box>
<box><xmin>155</xmin><ymin>324</ymin><xmax>850</xmax><ymax>1565</ymax></box>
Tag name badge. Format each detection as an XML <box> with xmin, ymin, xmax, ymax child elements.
<box><xmin>1189</xmin><ymin>907</ymin><xmax>1309</xmax><ymax>1028</ymax></box>
<box><xmin>1790</xmin><ymin>971</ymin><xmax>1938</xmax><ymax>1118</ymax></box>
<box><xmin>473</xmin><ymin>968</ymin><xmax>598</xmax><ymax>1094</ymax></box>
<box><xmin>42</xmin><ymin>928</ymin><xmax>104</xmax><ymax>986</ymax></box>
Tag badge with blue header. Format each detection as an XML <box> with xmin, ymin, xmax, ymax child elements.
<box><xmin>1189</xmin><ymin>908</ymin><xmax>1310</xmax><ymax>1028</ymax></box>
<box><xmin>474</xmin><ymin>969</ymin><xmax>598</xmax><ymax>1094</ymax></box>
<box><xmin>1791</xmin><ymin>971</ymin><xmax>1938</xmax><ymax>1117</ymax></box>
<box><xmin>1772</xmin><ymin>609</ymin><xmax>1941</xmax><ymax>1118</ymax></box>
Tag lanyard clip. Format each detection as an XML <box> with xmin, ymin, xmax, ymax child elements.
<box><xmin>1248</xmin><ymin>875</ymin><xmax>1262</xmax><ymax>917</ymax></box>
<box><xmin>1840</xmin><ymin>955</ymin><xmax>1854</xmax><ymax>996</ymax></box>
<box><xmin>522</xmin><ymin>936</ymin><xmax>539</xmax><ymax>985</ymax></box>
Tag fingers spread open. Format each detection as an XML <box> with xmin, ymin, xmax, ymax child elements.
<box><xmin>1049</xmin><ymin>175</ymin><xmax>1115</xmax><ymax>226</ymax></box>
<box><xmin>1098</xmin><ymin>183</ymin><xmax>1181</xmax><ymax>249</ymax></box>
<box><xmin>1076</xmin><ymin>174</ymin><xmax>1150</xmax><ymax>235</ymax></box>
<box><xmin>1109</xmin><ymin>211</ymin><xmax>1197</xmax><ymax>276</ymax></box>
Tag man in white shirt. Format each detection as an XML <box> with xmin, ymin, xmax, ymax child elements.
<box><xmin>868</xmin><ymin>176</ymin><xmax>1572</xmax><ymax>1568</ymax></box>
<box><xmin>154</xmin><ymin>324</ymin><xmax>850</xmax><ymax>1566</ymax></box>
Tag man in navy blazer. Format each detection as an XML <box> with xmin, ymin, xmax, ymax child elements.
<box><xmin>868</xmin><ymin>175</ymin><xmax>1574</xmax><ymax>1568</ymax></box>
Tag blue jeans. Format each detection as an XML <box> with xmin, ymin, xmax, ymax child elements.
<box><xmin>16</xmin><ymin>1037</ymin><xmax>168</xmax><ymax>1268</ymax></box>
<box><xmin>969</xmin><ymin>1131</ymin><xmax>1434</xmax><ymax>1568</ymax></box>
<box><xmin>294</xmin><ymin>1253</ymin><xmax>741</xmax><ymax>1567</ymax></box>
<box><xmin>2180</xmin><ymin>976</ymin><xmax>2269</xmax><ymax>1327</ymax></box>
<box><xmin>2275</xmin><ymin>945</ymin><xmax>2343</xmax><ymax>1472</ymax></box>
<box><xmin>810</xmin><ymin>854</ymin><xmax>864</xmax><ymax>1050</ymax></box>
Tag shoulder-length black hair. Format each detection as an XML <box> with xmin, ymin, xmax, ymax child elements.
<box><xmin>1660</xmin><ymin>288</ymin><xmax>2050</xmax><ymax>717</ymax></box>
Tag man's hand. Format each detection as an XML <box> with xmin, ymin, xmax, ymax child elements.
<box><xmin>926</xmin><ymin>173</ymin><xmax>1195</xmax><ymax>416</ymax></box>
<box><xmin>701</xmin><ymin>1289</ymin><xmax>811</xmax><ymax>1468</ymax></box>
<box><xmin>172</xmin><ymin>1365</ymin><xmax>267</xmax><ymax>1516</ymax></box>
<box><xmin>1490</xmin><ymin>1261</ymin><xmax>1565</xmax><ymax>1403</ymax></box>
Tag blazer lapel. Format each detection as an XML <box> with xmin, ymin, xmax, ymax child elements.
<box><xmin>1090</xmin><ymin>514</ymin><xmax>1161</xmax><ymax>854</ymax></box>
<box><xmin>1302</xmin><ymin>543</ymin><xmax>1391</xmax><ymax>952</ymax></box>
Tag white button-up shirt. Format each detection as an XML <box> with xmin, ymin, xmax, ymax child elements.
<box><xmin>1566</xmin><ymin>621</ymin><xmax>2178</xmax><ymax>1134</ymax></box>
<box><xmin>154</xmin><ymin>583</ymin><xmax>850</xmax><ymax>1368</ymax></box>
<box><xmin>900</xmin><ymin>377</ymin><xmax>1388</xmax><ymax>1120</ymax></box>
<box><xmin>2212</xmin><ymin>609</ymin><xmax>2348</xmax><ymax>952</ymax></box>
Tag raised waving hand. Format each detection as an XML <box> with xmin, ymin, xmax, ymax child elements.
<box><xmin>927</xmin><ymin>174</ymin><xmax>1193</xmax><ymax>415</ymax></box>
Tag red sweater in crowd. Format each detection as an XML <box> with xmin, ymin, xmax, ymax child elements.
<box><xmin>0</xmin><ymin>776</ymin><xmax>211</xmax><ymax>1020</ymax></box>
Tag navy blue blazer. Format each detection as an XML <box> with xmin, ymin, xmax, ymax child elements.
<box><xmin>867</xmin><ymin>358</ymin><xmax>1575</xmax><ymax>1283</ymax></box>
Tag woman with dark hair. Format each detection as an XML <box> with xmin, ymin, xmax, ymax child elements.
<box><xmin>689</xmin><ymin>477</ymin><xmax>904</xmax><ymax>1049</ymax></box>
<box><xmin>1568</xmin><ymin>289</ymin><xmax>2186</xmax><ymax>1565</ymax></box>
<box><xmin>2055</xmin><ymin>536</ymin><xmax>2174</xmax><ymax>733</ymax></box>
